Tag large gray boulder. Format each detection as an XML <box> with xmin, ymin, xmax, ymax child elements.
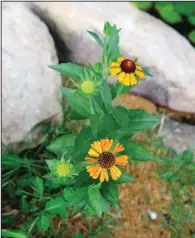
<box><xmin>2</xmin><ymin>2</ymin><xmax>61</xmax><ymax>146</ymax></box>
<box><xmin>31</xmin><ymin>2</ymin><xmax>195</xmax><ymax>113</ymax></box>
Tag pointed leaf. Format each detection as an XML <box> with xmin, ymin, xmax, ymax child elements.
<box><xmin>112</xmin><ymin>172</ymin><xmax>135</xmax><ymax>184</ymax></box>
<box><xmin>87</xmin><ymin>30</ymin><xmax>104</xmax><ymax>48</ymax></box>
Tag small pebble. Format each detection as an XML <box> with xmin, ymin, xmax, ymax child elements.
<box><xmin>148</xmin><ymin>209</ymin><xmax>158</xmax><ymax>220</ymax></box>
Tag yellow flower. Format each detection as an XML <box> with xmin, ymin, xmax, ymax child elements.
<box><xmin>110</xmin><ymin>56</ymin><xmax>145</xmax><ymax>86</ymax></box>
<box><xmin>81</xmin><ymin>80</ymin><xmax>96</xmax><ymax>94</ymax></box>
<box><xmin>85</xmin><ymin>139</ymin><xmax>128</xmax><ymax>182</ymax></box>
<box><xmin>56</xmin><ymin>163</ymin><xmax>71</xmax><ymax>177</ymax></box>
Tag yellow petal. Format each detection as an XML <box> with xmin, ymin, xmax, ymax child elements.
<box><xmin>100</xmin><ymin>168</ymin><xmax>108</xmax><ymax>182</ymax></box>
<box><xmin>115</xmin><ymin>155</ymin><xmax>128</xmax><ymax>166</ymax></box>
<box><xmin>110</xmin><ymin>62</ymin><xmax>120</xmax><ymax>67</ymax></box>
<box><xmin>117</xmin><ymin>56</ymin><xmax>125</xmax><ymax>63</ymax></box>
<box><xmin>91</xmin><ymin>165</ymin><xmax>101</xmax><ymax>179</ymax></box>
<box><xmin>91</xmin><ymin>141</ymin><xmax>102</xmax><ymax>154</ymax></box>
<box><xmin>110</xmin><ymin>67</ymin><xmax>121</xmax><ymax>76</ymax></box>
<box><xmin>135</xmin><ymin>70</ymin><xmax>144</xmax><ymax>79</ymax></box>
<box><xmin>136</xmin><ymin>65</ymin><xmax>142</xmax><ymax>71</ymax></box>
<box><xmin>112</xmin><ymin>143</ymin><xmax>124</xmax><ymax>155</ymax></box>
<box><xmin>88</xmin><ymin>148</ymin><xmax>99</xmax><ymax>157</ymax></box>
<box><xmin>123</xmin><ymin>73</ymin><xmax>131</xmax><ymax>86</ymax></box>
<box><xmin>129</xmin><ymin>73</ymin><xmax>137</xmax><ymax>85</ymax></box>
<box><xmin>110</xmin><ymin>165</ymin><xmax>121</xmax><ymax>180</ymax></box>
<box><xmin>86</xmin><ymin>165</ymin><xmax>97</xmax><ymax>173</ymax></box>
<box><xmin>85</xmin><ymin>157</ymin><xmax>97</xmax><ymax>163</ymax></box>
<box><xmin>104</xmin><ymin>139</ymin><xmax>113</xmax><ymax>152</ymax></box>
<box><xmin>117</xmin><ymin>72</ymin><xmax>126</xmax><ymax>84</ymax></box>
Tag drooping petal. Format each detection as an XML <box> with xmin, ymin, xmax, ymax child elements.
<box><xmin>117</xmin><ymin>72</ymin><xmax>126</xmax><ymax>84</ymax></box>
<box><xmin>135</xmin><ymin>70</ymin><xmax>144</xmax><ymax>79</ymax></box>
<box><xmin>136</xmin><ymin>65</ymin><xmax>142</xmax><ymax>71</ymax></box>
<box><xmin>91</xmin><ymin>141</ymin><xmax>102</xmax><ymax>154</ymax></box>
<box><xmin>112</xmin><ymin>143</ymin><xmax>124</xmax><ymax>155</ymax></box>
<box><xmin>110</xmin><ymin>165</ymin><xmax>121</xmax><ymax>180</ymax></box>
<box><xmin>129</xmin><ymin>73</ymin><xmax>137</xmax><ymax>85</ymax></box>
<box><xmin>88</xmin><ymin>148</ymin><xmax>99</xmax><ymax>157</ymax></box>
<box><xmin>100</xmin><ymin>168</ymin><xmax>109</xmax><ymax>182</ymax></box>
<box><xmin>115</xmin><ymin>155</ymin><xmax>128</xmax><ymax>166</ymax></box>
<box><xmin>85</xmin><ymin>157</ymin><xmax>97</xmax><ymax>163</ymax></box>
<box><xmin>90</xmin><ymin>165</ymin><xmax>101</xmax><ymax>179</ymax></box>
<box><xmin>123</xmin><ymin>73</ymin><xmax>131</xmax><ymax>86</ymax></box>
<box><xmin>110</xmin><ymin>62</ymin><xmax>120</xmax><ymax>67</ymax></box>
<box><xmin>86</xmin><ymin>165</ymin><xmax>97</xmax><ymax>173</ymax></box>
<box><xmin>110</xmin><ymin>67</ymin><xmax>121</xmax><ymax>76</ymax></box>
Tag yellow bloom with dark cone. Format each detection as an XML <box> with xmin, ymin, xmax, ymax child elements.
<box><xmin>85</xmin><ymin>139</ymin><xmax>128</xmax><ymax>182</ymax></box>
<box><xmin>110</xmin><ymin>56</ymin><xmax>145</xmax><ymax>86</ymax></box>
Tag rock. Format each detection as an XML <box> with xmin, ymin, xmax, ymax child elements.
<box><xmin>160</xmin><ymin>118</ymin><xmax>195</xmax><ymax>154</ymax></box>
<box><xmin>2</xmin><ymin>2</ymin><xmax>62</xmax><ymax>147</ymax></box>
<box><xmin>31</xmin><ymin>2</ymin><xmax>195</xmax><ymax>113</ymax></box>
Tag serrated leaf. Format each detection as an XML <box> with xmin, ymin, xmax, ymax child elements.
<box><xmin>87</xmin><ymin>30</ymin><xmax>104</xmax><ymax>48</ymax></box>
<box><xmin>46</xmin><ymin>133</ymin><xmax>76</xmax><ymax>156</ymax></box>
<box><xmin>126</xmin><ymin>142</ymin><xmax>153</xmax><ymax>162</ymax></box>
<box><xmin>128</xmin><ymin>109</ymin><xmax>160</xmax><ymax>132</ymax></box>
<box><xmin>101</xmin><ymin>183</ymin><xmax>119</xmax><ymax>205</ymax></box>
<box><xmin>49</xmin><ymin>63</ymin><xmax>84</xmax><ymax>79</ymax></box>
<box><xmin>32</xmin><ymin>177</ymin><xmax>44</xmax><ymax>197</ymax></box>
<box><xmin>2</xmin><ymin>229</ymin><xmax>27</xmax><ymax>238</ymax></box>
<box><xmin>112</xmin><ymin>172</ymin><xmax>135</xmax><ymax>184</ymax></box>
<box><xmin>61</xmin><ymin>87</ymin><xmax>92</xmax><ymax>118</ymax></box>
<box><xmin>45</xmin><ymin>196</ymin><xmax>68</xmax><ymax>219</ymax></box>
<box><xmin>36</xmin><ymin>214</ymin><xmax>50</xmax><ymax>232</ymax></box>
<box><xmin>87</xmin><ymin>184</ymin><xmax>103</xmax><ymax>217</ymax></box>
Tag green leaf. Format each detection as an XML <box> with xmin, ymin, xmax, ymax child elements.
<box><xmin>104</xmin><ymin>22</ymin><xmax>112</xmax><ymax>35</ymax></box>
<box><xmin>112</xmin><ymin>106</ymin><xmax>129</xmax><ymax>128</ymax></box>
<box><xmin>126</xmin><ymin>142</ymin><xmax>153</xmax><ymax>162</ymax></box>
<box><xmin>113</xmin><ymin>172</ymin><xmax>135</xmax><ymax>184</ymax></box>
<box><xmin>74</xmin><ymin>127</ymin><xmax>93</xmax><ymax>162</ymax></box>
<box><xmin>188</xmin><ymin>30</ymin><xmax>195</xmax><ymax>44</ymax></box>
<box><xmin>95</xmin><ymin>81</ymin><xmax>112</xmax><ymax>113</ymax></box>
<box><xmin>61</xmin><ymin>87</ymin><xmax>91</xmax><ymax>118</ymax></box>
<box><xmin>98</xmin><ymin>114</ymin><xmax>120</xmax><ymax>135</ymax></box>
<box><xmin>92</xmin><ymin>62</ymin><xmax>103</xmax><ymax>75</ymax></box>
<box><xmin>132</xmin><ymin>1</ymin><xmax>153</xmax><ymax>10</ymax></box>
<box><xmin>156</xmin><ymin>4</ymin><xmax>182</xmax><ymax>24</ymax></box>
<box><xmin>188</xmin><ymin>16</ymin><xmax>195</xmax><ymax>26</ymax></box>
<box><xmin>63</xmin><ymin>187</ymin><xmax>87</xmax><ymax>206</ymax></box>
<box><xmin>49</xmin><ymin>63</ymin><xmax>84</xmax><ymax>79</ymax></box>
<box><xmin>45</xmin><ymin>196</ymin><xmax>68</xmax><ymax>219</ymax></box>
<box><xmin>36</xmin><ymin>213</ymin><xmax>50</xmax><ymax>232</ymax></box>
<box><xmin>128</xmin><ymin>109</ymin><xmax>160</xmax><ymax>132</ymax></box>
<box><xmin>103</xmin><ymin>23</ymin><xmax>121</xmax><ymax>65</ymax></box>
<box><xmin>182</xmin><ymin>150</ymin><xmax>194</xmax><ymax>163</ymax></box>
<box><xmin>20</xmin><ymin>196</ymin><xmax>30</xmax><ymax>214</ymax></box>
<box><xmin>84</xmin><ymin>205</ymin><xmax>97</xmax><ymax>217</ymax></box>
<box><xmin>87</xmin><ymin>184</ymin><xmax>103</xmax><ymax>217</ymax></box>
<box><xmin>2</xmin><ymin>154</ymin><xmax>31</xmax><ymax>169</ymax></box>
<box><xmin>87</xmin><ymin>30</ymin><xmax>104</xmax><ymax>48</ymax></box>
<box><xmin>142</xmin><ymin>68</ymin><xmax>153</xmax><ymax>77</ymax></box>
<box><xmin>46</xmin><ymin>133</ymin><xmax>76</xmax><ymax>156</ymax></box>
<box><xmin>101</xmin><ymin>183</ymin><xmax>119</xmax><ymax>205</ymax></box>
<box><xmin>70</xmin><ymin>111</ymin><xmax>87</xmax><ymax>120</ymax></box>
<box><xmin>32</xmin><ymin>177</ymin><xmax>44</xmax><ymax>197</ymax></box>
<box><xmin>2</xmin><ymin>229</ymin><xmax>27</xmax><ymax>238</ymax></box>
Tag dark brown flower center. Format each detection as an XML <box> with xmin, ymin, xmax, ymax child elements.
<box><xmin>98</xmin><ymin>152</ymin><xmax>115</xmax><ymax>169</ymax></box>
<box><xmin>120</xmin><ymin>59</ymin><xmax>136</xmax><ymax>73</ymax></box>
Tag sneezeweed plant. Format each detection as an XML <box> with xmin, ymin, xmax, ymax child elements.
<box><xmin>48</xmin><ymin>21</ymin><xmax>158</xmax><ymax>215</ymax></box>
<box><xmin>2</xmin><ymin>22</ymin><xmax>163</xmax><ymax>237</ymax></box>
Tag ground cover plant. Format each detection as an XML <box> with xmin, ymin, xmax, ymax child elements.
<box><xmin>2</xmin><ymin>22</ymin><xmax>195</xmax><ymax>238</ymax></box>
